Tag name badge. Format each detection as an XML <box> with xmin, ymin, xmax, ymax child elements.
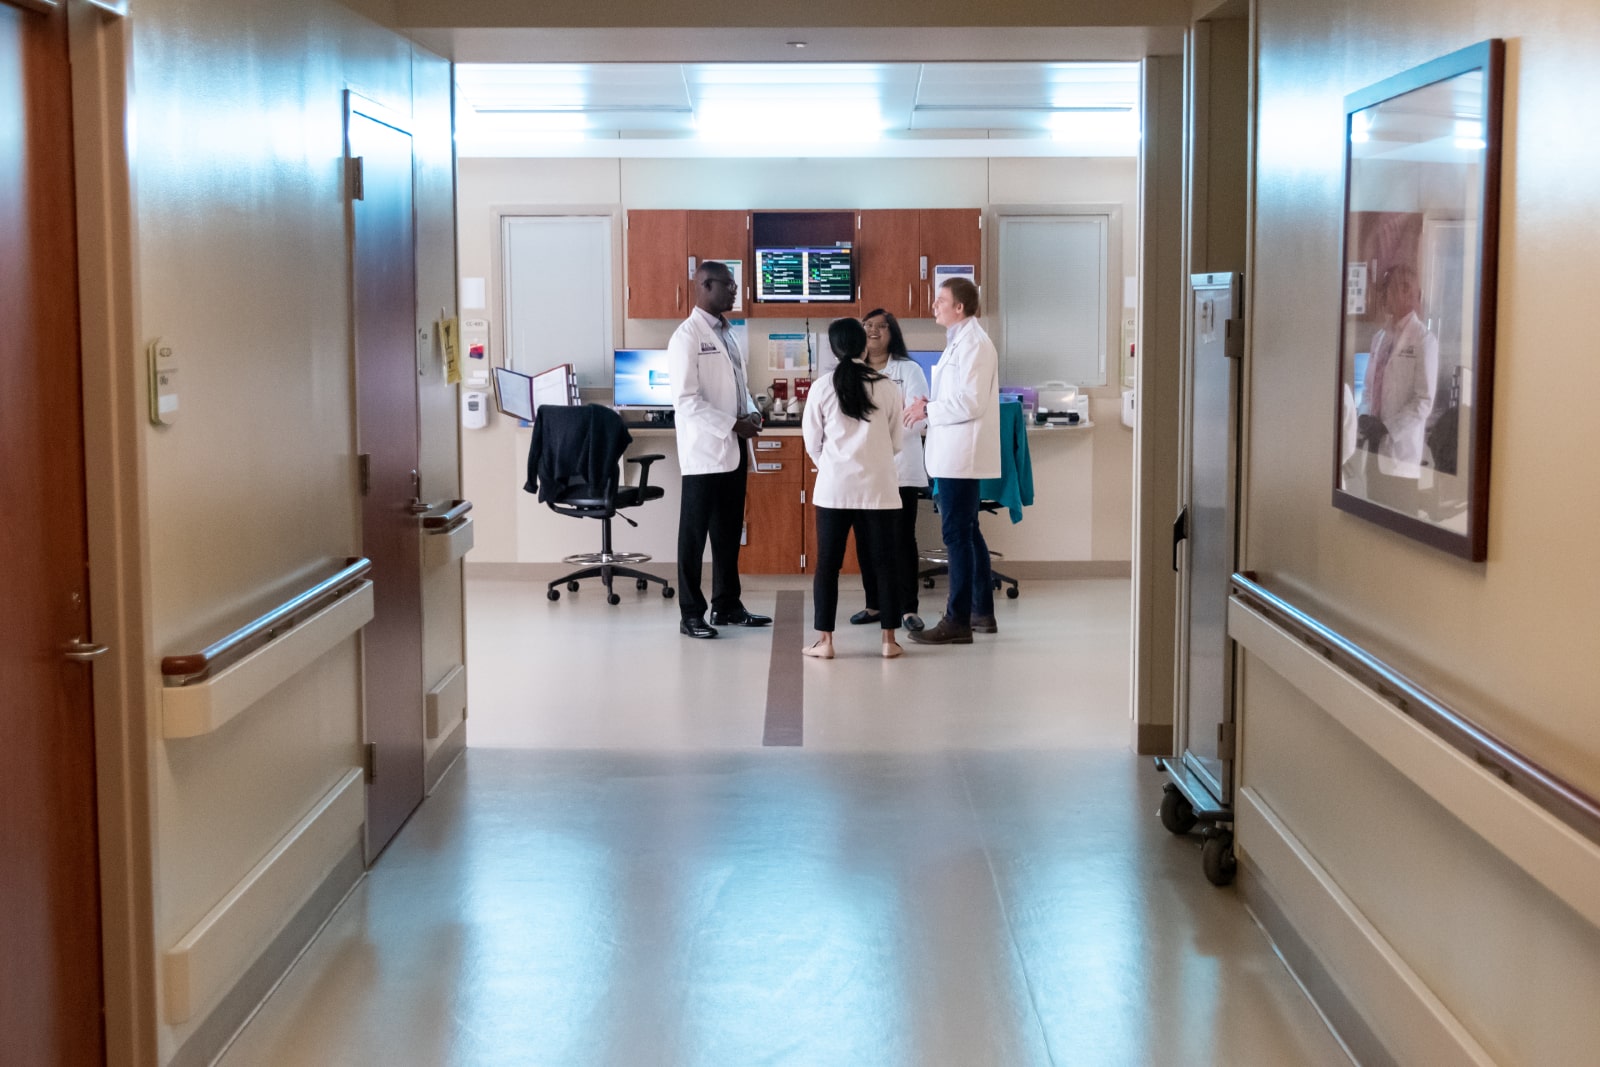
<box><xmin>700</xmin><ymin>342</ymin><xmax>719</xmax><ymax>353</ymax></box>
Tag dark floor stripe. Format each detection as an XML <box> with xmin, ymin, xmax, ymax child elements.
<box><xmin>762</xmin><ymin>589</ymin><xmax>805</xmax><ymax>747</ymax></box>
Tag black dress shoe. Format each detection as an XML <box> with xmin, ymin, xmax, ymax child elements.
<box><xmin>849</xmin><ymin>609</ymin><xmax>881</xmax><ymax>625</ymax></box>
<box><xmin>680</xmin><ymin>616</ymin><xmax>718</xmax><ymax>639</ymax></box>
<box><xmin>708</xmin><ymin>608</ymin><xmax>773</xmax><ymax>627</ymax></box>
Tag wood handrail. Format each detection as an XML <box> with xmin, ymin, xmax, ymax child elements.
<box><xmin>161</xmin><ymin>557</ymin><xmax>372</xmax><ymax>685</ymax></box>
<box><xmin>1231</xmin><ymin>571</ymin><xmax>1600</xmax><ymax>849</ymax></box>
<box><xmin>421</xmin><ymin>499</ymin><xmax>472</xmax><ymax>530</ymax></box>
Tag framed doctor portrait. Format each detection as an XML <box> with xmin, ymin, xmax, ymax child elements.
<box><xmin>1333</xmin><ymin>39</ymin><xmax>1504</xmax><ymax>562</ymax></box>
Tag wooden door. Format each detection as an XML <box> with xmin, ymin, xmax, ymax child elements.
<box><xmin>801</xmin><ymin>463</ymin><xmax>860</xmax><ymax>575</ymax></box>
<box><xmin>687</xmin><ymin>210</ymin><xmax>749</xmax><ymax>307</ymax></box>
<box><xmin>348</xmin><ymin>102</ymin><xmax>425</xmax><ymax>858</ymax></box>
<box><xmin>0</xmin><ymin>3</ymin><xmax>106</xmax><ymax>1063</ymax></box>
<box><xmin>625</xmin><ymin>209</ymin><xmax>687</xmax><ymax>319</ymax></box>
<box><xmin>742</xmin><ymin>439</ymin><xmax>803</xmax><ymax>573</ymax></box>
<box><xmin>919</xmin><ymin>209</ymin><xmax>984</xmax><ymax>315</ymax></box>
<box><xmin>856</xmin><ymin>210</ymin><xmax>920</xmax><ymax>319</ymax></box>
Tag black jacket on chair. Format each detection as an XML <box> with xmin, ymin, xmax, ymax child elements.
<box><xmin>525</xmin><ymin>404</ymin><xmax>633</xmax><ymax>505</ymax></box>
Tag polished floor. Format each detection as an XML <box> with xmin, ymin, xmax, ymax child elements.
<box><xmin>218</xmin><ymin>577</ymin><xmax>1351</xmax><ymax>1067</ymax></box>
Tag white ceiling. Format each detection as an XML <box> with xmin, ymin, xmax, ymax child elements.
<box><xmin>456</xmin><ymin>61</ymin><xmax>1143</xmax><ymax>158</ymax></box>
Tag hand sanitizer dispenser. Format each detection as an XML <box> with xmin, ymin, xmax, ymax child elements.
<box><xmin>462</xmin><ymin>389</ymin><xmax>488</xmax><ymax>429</ymax></box>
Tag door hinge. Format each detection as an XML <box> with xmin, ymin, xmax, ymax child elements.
<box><xmin>800</xmin><ymin>489</ymin><xmax>806</xmax><ymax>504</ymax></box>
<box><xmin>799</xmin><ymin>553</ymin><xmax>806</xmax><ymax>570</ymax></box>
<box><xmin>364</xmin><ymin>741</ymin><xmax>377</xmax><ymax>782</ymax></box>
<box><xmin>348</xmin><ymin>156</ymin><xmax>365</xmax><ymax>201</ymax></box>
<box><xmin>1217</xmin><ymin>721</ymin><xmax>1237</xmax><ymax>756</ymax></box>
<box><xmin>1224</xmin><ymin>318</ymin><xmax>1244</xmax><ymax>360</ymax></box>
<box><xmin>358</xmin><ymin>453</ymin><xmax>371</xmax><ymax>495</ymax></box>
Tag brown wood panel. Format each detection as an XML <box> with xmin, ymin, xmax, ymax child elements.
<box><xmin>857</xmin><ymin>209</ymin><xmax>921</xmax><ymax>320</ymax></box>
<box><xmin>349</xmin><ymin>107</ymin><xmax>425</xmax><ymax>859</ymax></box>
<box><xmin>0</xmin><ymin>3</ymin><xmax>106</xmax><ymax>1064</ymax></box>
<box><xmin>742</xmin><ymin>459</ymin><xmax>803</xmax><ymax>574</ymax></box>
<box><xmin>625</xmin><ymin>209</ymin><xmax>687</xmax><ymax>319</ymax></box>
<box><xmin>919</xmin><ymin>208</ymin><xmax>984</xmax><ymax>315</ymax></box>
<box><xmin>802</xmin><ymin>462</ymin><xmax>860</xmax><ymax>575</ymax></box>
<box><xmin>686</xmin><ymin>209</ymin><xmax>748</xmax><ymax>263</ymax></box>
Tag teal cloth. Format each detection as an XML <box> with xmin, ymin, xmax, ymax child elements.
<box><xmin>981</xmin><ymin>400</ymin><xmax>1035</xmax><ymax>523</ymax></box>
<box><xmin>932</xmin><ymin>400</ymin><xmax>1035</xmax><ymax>522</ymax></box>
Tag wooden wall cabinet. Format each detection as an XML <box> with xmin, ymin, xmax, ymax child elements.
<box><xmin>856</xmin><ymin>208</ymin><xmax>983</xmax><ymax>319</ymax></box>
<box><xmin>625</xmin><ymin>209</ymin><xmax>749</xmax><ymax>319</ymax></box>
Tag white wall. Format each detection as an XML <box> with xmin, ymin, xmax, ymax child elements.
<box><xmin>458</xmin><ymin>155</ymin><xmax>1137</xmax><ymax>566</ymax></box>
<box><xmin>1244</xmin><ymin>0</ymin><xmax>1600</xmax><ymax>1059</ymax></box>
<box><xmin>122</xmin><ymin>0</ymin><xmax>456</xmax><ymax>1060</ymax></box>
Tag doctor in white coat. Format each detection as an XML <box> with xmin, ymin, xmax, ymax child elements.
<box><xmin>901</xmin><ymin>276</ymin><xmax>1001</xmax><ymax>646</ymax></box>
<box><xmin>1357</xmin><ymin>264</ymin><xmax>1437</xmax><ymax>516</ymax></box>
<box><xmin>668</xmin><ymin>261</ymin><xmax>771</xmax><ymax>638</ymax></box>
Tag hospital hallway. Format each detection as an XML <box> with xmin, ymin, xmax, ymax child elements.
<box><xmin>216</xmin><ymin>577</ymin><xmax>1351</xmax><ymax>1066</ymax></box>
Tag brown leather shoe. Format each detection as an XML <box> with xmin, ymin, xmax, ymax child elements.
<box><xmin>971</xmin><ymin>614</ymin><xmax>998</xmax><ymax>634</ymax></box>
<box><xmin>906</xmin><ymin>617</ymin><xmax>973</xmax><ymax>645</ymax></box>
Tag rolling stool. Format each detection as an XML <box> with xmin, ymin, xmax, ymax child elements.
<box><xmin>916</xmin><ymin>498</ymin><xmax>1021</xmax><ymax>599</ymax></box>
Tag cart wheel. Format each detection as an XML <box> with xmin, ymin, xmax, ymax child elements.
<box><xmin>547</xmin><ymin>589</ymin><xmax>560</xmax><ymax>601</ymax></box>
<box><xmin>1006</xmin><ymin>586</ymin><xmax>1020</xmax><ymax>600</ymax></box>
<box><xmin>1159</xmin><ymin>785</ymin><xmax>1198</xmax><ymax>835</ymax></box>
<box><xmin>662</xmin><ymin>586</ymin><xmax>675</xmax><ymax>599</ymax></box>
<box><xmin>607</xmin><ymin>592</ymin><xmax>621</xmax><ymax>606</ymax></box>
<box><xmin>1202</xmin><ymin>830</ymin><xmax>1237</xmax><ymax>886</ymax></box>
<box><xmin>636</xmin><ymin>578</ymin><xmax>649</xmax><ymax>591</ymax></box>
<box><xmin>567</xmin><ymin>581</ymin><xmax>580</xmax><ymax>592</ymax></box>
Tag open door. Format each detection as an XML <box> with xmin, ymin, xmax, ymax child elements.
<box><xmin>348</xmin><ymin>95</ymin><xmax>426</xmax><ymax>859</ymax></box>
<box><xmin>1</xmin><ymin>2</ymin><xmax>107</xmax><ymax>1062</ymax></box>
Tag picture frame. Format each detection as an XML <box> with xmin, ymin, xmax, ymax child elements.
<box><xmin>1332</xmin><ymin>40</ymin><xmax>1504</xmax><ymax>562</ymax></box>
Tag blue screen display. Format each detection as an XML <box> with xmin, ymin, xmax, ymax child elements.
<box><xmin>614</xmin><ymin>349</ymin><xmax>673</xmax><ymax>408</ymax></box>
<box><xmin>908</xmin><ymin>349</ymin><xmax>942</xmax><ymax>384</ymax></box>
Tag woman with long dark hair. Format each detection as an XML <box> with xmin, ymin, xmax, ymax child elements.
<box><xmin>847</xmin><ymin>308</ymin><xmax>930</xmax><ymax>632</ymax></box>
<box><xmin>800</xmin><ymin>318</ymin><xmax>906</xmax><ymax>658</ymax></box>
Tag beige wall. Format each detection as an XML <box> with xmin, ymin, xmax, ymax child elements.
<box><xmin>120</xmin><ymin>0</ymin><xmax>456</xmax><ymax>1060</ymax></box>
<box><xmin>1244</xmin><ymin>0</ymin><xmax>1600</xmax><ymax>1059</ymax></box>
<box><xmin>458</xmin><ymin>155</ymin><xmax>1138</xmax><ymax>566</ymax></box>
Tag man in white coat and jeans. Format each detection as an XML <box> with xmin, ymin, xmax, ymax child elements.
<box><xmin>669</xmin><ymin>261</ymin><xmax>772</xmax><ymax>639</ymax></box>
<box><xmin>902</xmin><ymin>277</ymin><xmax>1001</xmax><ymax>645</ymax></box>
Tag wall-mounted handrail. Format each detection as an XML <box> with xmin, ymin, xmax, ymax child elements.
<box><xmin>1231</xmin><ymin>571</ymin><xmax>1600</xmax><ymax>849</ymax></box>
<box><xmin>161</xmin><ymin>557</ymin><xmax>372</xmax><ymax>685</ymax></box>
<box><xmin>421</xmin><ymin>499</ymin><xmax>472</xmax><ymax>530</ymax></box>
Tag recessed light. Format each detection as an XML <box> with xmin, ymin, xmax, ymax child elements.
<box><xmin>787</xmin><ymin>41</ymin><xmax>807</xmax><ymax>48</ymax></box>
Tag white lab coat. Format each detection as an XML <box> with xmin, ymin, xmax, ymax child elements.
<box><xmin>877</xmin><ymin>358</ymin><xmax>930</xmax><ymax>488</ymax></box>
<box><xmin>923</xmin><ymin>316</ymin><xmax>1001</xmax><ymax>480</ymax></box>
<box><xmin>802</xmin><ymin>373</ymin><xmax>904</xmax><ymax>510</ymax></box>
<box><xmin>668</xmin><ymin>308</ymin><xmax>754</xmax><ymax>476</ymax></box>
<box><xmin>1360</xmin><ymin>311</ymin><xmax>1438</xmax><ymax>478</ymax></box>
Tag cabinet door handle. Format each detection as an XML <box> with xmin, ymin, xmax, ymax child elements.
<box><xmin>675</xmin><ymin>285</ymin><xmax>682</xmax><ymax>311</ymax></box>
<box><xmin>907</xmin><ymin>283</ymin><xmax>913</xmax><ymax>309</ymax></box>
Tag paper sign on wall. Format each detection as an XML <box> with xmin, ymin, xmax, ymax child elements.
<box><xmin>768</xmin><ymin>333</ymin><xmax>809</xmax><ymax>370</ymax></box>
<box><xmin>933</xmin><ymin>264</ymin><xmax>977</xmax><ymax>290</ymax></box>
<box><xmin>1345</xmin><ymin>262</ymin><xmax>1368</xmax><ymax>315</ymax></box>
<box><xmin>708</xmin><ymin>259</ymin><xmax>744</xmax><ymax>312</ymax></box>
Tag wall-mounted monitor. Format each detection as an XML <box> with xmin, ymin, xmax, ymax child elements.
<box><xmin>754</xmin><ymin>246</ymin><xmax>855</xmax><ymax>303</ymax></box>
<box><xmin>614</xmin><ymin>348</ymin><xmax>673</xmax><ymax>408</ymax></box>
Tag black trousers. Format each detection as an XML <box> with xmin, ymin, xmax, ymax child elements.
<box><xmin>858</xmin><ymin>486</ymin><xmax>921</xmax><ymax>617</ymax></box>
<box><xmin>677</xmin><ymin>448</ymin><xmax>748</xmax><ymax>619</ymax></box>
<box><xmin>814</xmin><ymin>506</ymin><xmax>898</xmax><ymax>632</ymax></box>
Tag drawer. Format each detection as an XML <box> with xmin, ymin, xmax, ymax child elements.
<box><xmin>749</xmin><ymin>455</ymin><xmax>802</xmax><ymax>480</ymax></box>
<box><xmin>750</xmin><ymin>435</ymin><xmax>802</xmax><ymax>460</ymax></box>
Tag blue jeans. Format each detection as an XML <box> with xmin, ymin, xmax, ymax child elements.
<box><xmin>936</xmin><ymin>477</ymin><xmax>993</xmax><ymax>626</ymax></box>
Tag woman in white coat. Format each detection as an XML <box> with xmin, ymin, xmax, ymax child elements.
<box><xmin>848</xmin><ymin>308</ymin><xmax>930</xmax><ymax>632</ymax></box>
<box><xmin>801</xmin><ymin>318</ymin><xmax>906</xmax><ymax>659</ymax></box>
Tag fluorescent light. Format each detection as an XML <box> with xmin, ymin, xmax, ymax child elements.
<box><xmin>1350</xmin><ymin>111</ymin><xmax>1371</xmax><ymax>144</ymax></box>
<box><xmin>1048</xmin><ymin>109</ymin><xmax>1139</xmax><ymax>145</ymax></box>
<box><xmin>695</xmin><ymin>100</ymin><xmax>884</xmax><ymax>144</ymax></box>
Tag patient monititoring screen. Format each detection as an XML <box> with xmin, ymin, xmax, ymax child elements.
<box><xmin>614</xmin><ymin>349</ymin><xmax>673</xmax><ymax>407</ymax></box>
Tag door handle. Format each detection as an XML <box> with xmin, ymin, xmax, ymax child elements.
<box><xmin>408</xmin><ymin>470</ymin><xmax>431</xmax><ymax>514</ymax></box>
<box><xmin>62</xmin><ymin>638</ymin><xmax>110</xmax><ymax>663</ymax></box>
<box><xmin>1172</xmin><ymin>507</ymin><xmax>1188</xmax><ymax>572</ymax></box>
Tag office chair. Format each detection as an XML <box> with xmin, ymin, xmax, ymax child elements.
<box><xmin>524</xmin><ymin>403</ymin><xmax>675</xmax><ymax>605</ymax></box>
<box><xmin>916</xmin><ymin>496</ymin><xmax>1021</xmax><ymax>600</ymax></box>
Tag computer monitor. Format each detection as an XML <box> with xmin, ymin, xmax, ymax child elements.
<box><xmin>908</xmin><ymin>349</ymin><xmax>942</xmax><ymax>384</ymax></box>
<box><xmin>491</xmin><ymin>366</ymin><xmax>535</xmax><ymax>422</ymax></box>
<box><xmin>614</xmin><ymin>349</ymin><xmax>673</xmax><ymax>408</ymax></box>
<box><xmin>754</xmin><ymin>246</ymin><xmax>855</xmax><ymax>303</ymax></box>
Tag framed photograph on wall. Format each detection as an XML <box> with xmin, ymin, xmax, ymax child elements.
<box><xmin>1333</xmin><ymin>40</ymin><xmax>1504</xmax><ymax>561</ymax></box>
